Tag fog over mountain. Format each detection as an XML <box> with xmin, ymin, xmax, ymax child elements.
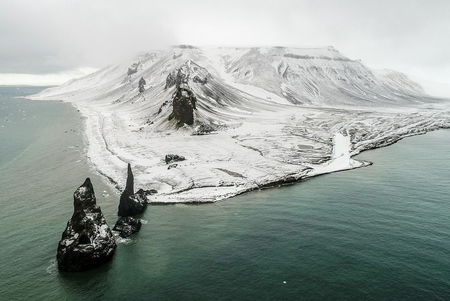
<box><xmin>1</xmin><ymin>0</ymin><xmax>449</xmax><ymax>96</ymax></box>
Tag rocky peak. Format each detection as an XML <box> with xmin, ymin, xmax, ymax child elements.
<box><xmin>73</xmin><ymin>178</ymin><xmax>96</xmax><ymax>211</ymax></box>
<box><xmin>118</xmin><ymin>164</ymin><xmax>148</xmax><ymax>217</ymax></box>
<box><xmin>125</xmin><ymin>163</ymin><xmax>134</xmax><ymax>195</ymax></box>
<box><xmin>165</xmin><ymin>60</ymin><xmax>210</xmax><ymax>89</ymax></box>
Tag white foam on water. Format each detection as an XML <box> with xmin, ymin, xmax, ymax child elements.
<box><xmin>46</xmin><ymin>259</ymin><xmax>57</xmax><ymax>275</ymax></box>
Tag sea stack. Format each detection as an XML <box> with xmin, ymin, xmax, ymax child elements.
<box><xmin>117</xmin><ymin>163</ymin><xmax>147</xmax><ymax>217</ymax></box>
<box><xmin>56</xmin><ymin>178</ymin><xmax>116</xmax><ymax>272</ymax></box>
<box><xmin>115</xmin><ymin>164</ymin><xmax>151</xmax><ymax>238</ymax></box>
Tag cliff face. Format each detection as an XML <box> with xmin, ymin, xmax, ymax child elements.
<box><xmin>56</xmin><ymin>178</ymin><xmax>116</xmax><ymax>272</ymax></box>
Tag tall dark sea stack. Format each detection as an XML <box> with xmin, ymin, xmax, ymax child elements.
<box><xmin>118</xmin><ymin>163</ymin><xmax>147</xmax><ymax>217</ymax></box>
<box><xmin>114</xmin><ymin>164</ymin><xmax>155</xmax><ymax>238</ymax></box>
<box><xmin>57</xmin><ymin>178</ymin><xmax>116</xmax><ymax>272</ymax></box>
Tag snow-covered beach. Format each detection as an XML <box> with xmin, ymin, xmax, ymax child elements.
<box><xmin>28</xmin><ymin>46</ymin><xmax>450</xmax><ymax>203</ymax></box>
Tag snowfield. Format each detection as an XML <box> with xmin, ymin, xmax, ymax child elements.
<box><xmin>28</xmin><ymin>46</ymin><xmax>450</xmax><ymax>203</ymax></box>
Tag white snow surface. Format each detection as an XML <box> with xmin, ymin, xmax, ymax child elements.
<box><xmin>28</xmin><ymin>46</ymin><xmax>450</xmax><ymax>203</ymax></box>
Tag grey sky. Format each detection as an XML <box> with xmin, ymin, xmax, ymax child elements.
<box><xmin>1</xmin><ymin>0</ymin><xmax>449</xmax><ymax>95</ymax></box>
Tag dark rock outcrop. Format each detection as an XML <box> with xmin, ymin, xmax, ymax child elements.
<box><xmin>165</xmin><ymin>154</ymin><xmax>186</xmax><ymax>164</ymax></box>
<box><xmin>192</xmin><ymin>123</ymin><xmax>216</xmax><ymax>135</ymax></box>
<box><xmin>56</xmin><ymin>178</ymin><xmax>116</xmax><ymax>272</ymax></box>
<box><xmin>135</xmin><ymin>188</ymin><xmax>156</xmax><ymax>204</ymax></box>
<box><xmin>165</xmin><ymin>61</ymin><xmax>209</xmax><ymax>126</ymax></box>
<box><xmin>193</xmin><ymin>75</ymin><xmax>207</xmax><ymax>84</ymax></box>
<box><xmin>118</xmin><ymin>163</ymin><xmax>147</xmax><ymax>217</ymax></box>
<box><xmin>138</xmin><ymin>77</ymin><xmax>146</xmax><ymax>93</ymax></box>
<box><xmin>168</xmin><ymin>87</ymin><xmax>197</xmax><ymax>126</ymax></box>
<box><xmin>165</xmin><ymin>72</ymin><xmax>176</xmax><ymax>89</ymax></box>
<box><xmin>113</xmin><ymin>216</ymin><xmax>142</xmax><ymax>238</ymax></box>
<box><xmin>165</xmin><ymin>67</ymin><xmax>188</xmax><ymax>89</ymax></box>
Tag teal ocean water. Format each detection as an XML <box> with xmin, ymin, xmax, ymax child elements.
<box><xmin>0</xmin><ymin>86</ymin><xmax>449</xmax><ymax>300</ymax></box>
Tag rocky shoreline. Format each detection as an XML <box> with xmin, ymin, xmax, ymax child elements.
<box><xmin>57</xmin><ymin>163</ymin><xmax>159</xmax><ymax>271</ymax></box>
<box><xmin>96</xmin><ymin>124</ymin><xmax>449</xmax><ymax>205</ymax></box>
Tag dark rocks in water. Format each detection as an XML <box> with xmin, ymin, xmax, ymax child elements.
<box><xmin>113</xmin><ymin>166</ymin><xmax>157</xmax><ymax>238</ymax></box>
<box><xmin>138</xmin><ymin>77</ymin><xmax>146</xmax><ymax>93</ymax></box>
<box><xmin>118</xmin><ymin>163</ymin><xmax>147</xmax><ymax>217</ymax></box>
<box><xmin>113</xmin><ymin>216</ymin><xmax>142</xmax><ymax>238</ymax></box>
<box><xmin>168</xmin><ymin>87</ymin><xmax>197</xmax><ymax>126</ymax></box>
<box><xmin>56</xmin><ymin>178</ymin><xmax>116</xmax><ymax>272</ymax></box>
<box><xmin>165</xmin><ymin>154</ymin><xmax>186</xmax><ymax>164</ymax></box>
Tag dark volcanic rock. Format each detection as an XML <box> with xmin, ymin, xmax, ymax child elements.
<box><xmin>56</xmin><ymin>178</ymin><xmax>116</xmax><ymax>272</ymax></box>
<box><xmin>165</xmin><ymin>72</ymin><xmax>176</xmax><ymax>89</ymax></box>
<box><xmin>113</xmin><ymin>216</ymin><xmax>142</xmax><ymax>238</ymax></box>
<box><xmin>165</xmin><ymin>62</ymin><xmax>209</xmax><ymax>126</ymax></box>
<box><xmin>192</xmin><ymin>123</ymin><xmax>216</xmax><ymax>135</ymax></box>
<box><xmin>138</xmin><ymin>77</ymin><xmax>146</xmax><ymax>93</ymax></box>
<box><xmin>168</xmin><ymin>87</ymin><xmax>197</xmax><ymax>126</ymax></box>
<box><xmin>165</xmin><ymin>154</ymin><xmax>186</xmax><ymax>164</ymax></box>
<box><xmin>193</xmin><ymin>75</ymin><xmax>207</xmax><ymax>84</ymax></box>
<box><xmin>135</xmin><ymin>188</ymin><xmax>156</xmax><ymax>204</ymax></box>
<box><xmin>118</xmin><ymin>163</ymin><xmax>147</xmax><ymax>217</ymax></box>
<box><xmin>165</xmin><ymin>67</ymin><xmax>187</xmax><ymax>89</ymax></box>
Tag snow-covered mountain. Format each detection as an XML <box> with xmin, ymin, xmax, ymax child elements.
<box><xmin>30</xmin><ymin>46</ymin><xmax>450</xmax><ymax>203</ymax></box>
<box><xmin>37</xmin><ymin>45</ymin><xmax>429</xmax><ymax>104</ymax></box>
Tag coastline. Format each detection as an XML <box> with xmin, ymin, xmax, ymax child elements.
<box><xmin>4</xmin><ymin>85</ymin><xmax>450</xmax><ymax>299</ymax></box>
<box><xmin>61</xmin><ymin>100</ymin><xmax>449</xmax><ymax>205</ymax></box>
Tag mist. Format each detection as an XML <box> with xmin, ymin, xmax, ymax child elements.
<box><xmin>1</xmin><ymin>0</ymin><xmax>449</xmax><ymax>95</ymax></box>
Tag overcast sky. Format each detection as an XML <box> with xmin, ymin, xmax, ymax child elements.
<box><xmin>1</xmin><ymin>0</ymin><xmax>449</xmax><ymax>95</ymax></box>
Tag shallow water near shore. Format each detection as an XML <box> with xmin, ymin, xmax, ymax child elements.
<box><xmin>0</xmin><ymin>86</ymin><xmax>449</xmax><ymax>300</ymax></box>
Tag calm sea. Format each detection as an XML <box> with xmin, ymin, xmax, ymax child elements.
<box><xmin>0</xmin><ymin>86</ymin><xmax>449</xmax><ymax>300</ymax></box>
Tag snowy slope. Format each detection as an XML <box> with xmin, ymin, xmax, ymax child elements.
<box><xmin>29</xmin><ymin>46</ymin><xmax>450</xmax><ymax>203</ymax></box>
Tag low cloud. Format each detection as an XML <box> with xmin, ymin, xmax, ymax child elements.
<box><xmin>0</xmin><ymin>68</ymin><xmax>97</xmax><ymax>86</ymax></box>
<box><xmin>1</xmin><ymin>0</ymin><xmax>449</xmax><ymax>94</ymax></box>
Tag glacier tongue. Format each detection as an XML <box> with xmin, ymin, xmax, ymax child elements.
<box><xmin>28</xmin><ymin>46</ymin><xmax>450</xmax><ymax>203</ymax></box>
